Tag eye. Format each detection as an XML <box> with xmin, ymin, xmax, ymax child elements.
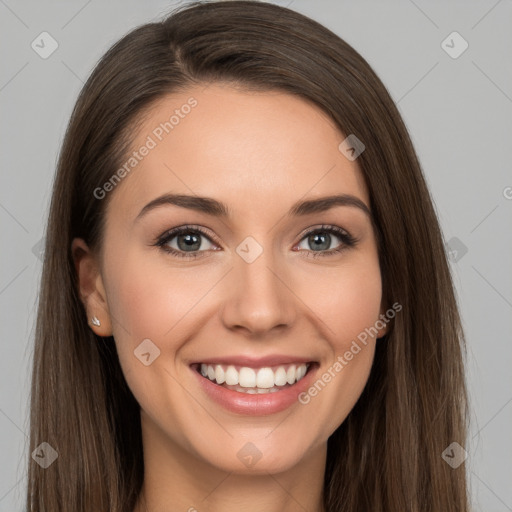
<box><xmin>294</xmin><ymin>225</ymin><xmax>358</xmax><ymax>259</ymax></box>
<box><xmin>154</xmin><ymin>224</ymin><xmax>358</xmax><ymax>260</ymax></box>
<box><xmin>155</xmin><ymin>225</ymin><xmax>218</xmax><ymax>259</ymax></box>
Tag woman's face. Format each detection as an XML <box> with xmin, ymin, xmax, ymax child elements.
<box><xmin>76</xmin><ymin>83</ymin><xmax>386</xmax><ymax>474</ymax></box>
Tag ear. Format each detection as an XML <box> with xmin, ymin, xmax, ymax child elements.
<box><xmin>71</xmin><ymin>238</ymin><xmax>113</xmax><ymax>337</ymax></box>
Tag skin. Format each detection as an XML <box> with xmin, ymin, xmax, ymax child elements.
<box><xmin>72</xmin><ymin>83</ymin><xmax>387</xmax><ymax>512</ymax></box>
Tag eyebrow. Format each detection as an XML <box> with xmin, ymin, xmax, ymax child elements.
<box><xmin>134</xmin><ymin>193</ymin><xmax>372</xmax><ymax>223</ymax></box>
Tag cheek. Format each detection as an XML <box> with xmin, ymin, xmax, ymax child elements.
<box><xmin>105</xmin><ymin>249</ymin><xmax>214</xmax><ymax>342</ymax></box>
<box><xmin>103</xmin><ymin>249</ymin><xmax>206</xmax><ymax>422</ymax></box>
<box><xmin>299</xmin><ymin>257</ymin><xmax>383</xmax><ymax>346</ymax></box>
<box><xmin>292</xmin><ymin>257</ymin><xmax>382</xmax><ymax>438</ymax></box>
<box><xmin>103</xmin><ymin>248</ymin><xmax>225</xmax><ymax>396</ymax></box>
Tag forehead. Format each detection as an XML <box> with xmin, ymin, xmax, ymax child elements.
<box><xmin>106</xmin><ymin>83</ymin><xmax>370</xmax><ymax>222</ymax></box>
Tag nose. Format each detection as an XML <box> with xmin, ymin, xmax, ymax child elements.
<box><xmin>220</xmin><ymin>243</ymin><xmax>297</xmax><ymax>336</ymax></box>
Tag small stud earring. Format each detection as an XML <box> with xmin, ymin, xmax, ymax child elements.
<box><xmin>91</xmin><ymin>316</ymin><xmax>101</xmax><ymax>327</ymax></box>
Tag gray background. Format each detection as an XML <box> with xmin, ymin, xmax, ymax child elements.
<box><xmin>1</xmin><ymin>0</ymin><xmax>511</xmax><ymax>510</ymax></box>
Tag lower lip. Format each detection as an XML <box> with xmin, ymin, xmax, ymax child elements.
<box><xmin>191</xmin><ymin>363</ymin><xmax>319</xmax><ymax>416</ymax></box>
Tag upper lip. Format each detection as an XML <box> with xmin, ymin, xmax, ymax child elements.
<box><xmin>190</xmin><ymin>354</ymin><xmax>316</xmax><ymax>368</ymax></box>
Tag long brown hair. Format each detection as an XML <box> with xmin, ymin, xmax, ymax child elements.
<box><xmin>27</xmin><ymin>1</ymin><xmax>470</xmax><ymax>510</ymax></box>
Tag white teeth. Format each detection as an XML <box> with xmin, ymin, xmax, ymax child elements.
<box><xmin>256</xmin><ymin>367</ymin><xmax>275</xmax><ymax>388</ymax></box>
<box><xmin>214</xmin><ymin>364</ymin><xmax>225</xmax><ymax>384</ymax></box>
<box><xmin>274</xmin><ymin>366</ymin><xmax>287</xmax><ymax>386</ymax></box>
<box><xmin>198</xmin><ymin>362</ymin><xmax>311</xmax><ymax>389</ymax></box>
<box><xmin>239</xmin><ymin>367</ymin><xmax>256</xmax><ymax>388</ymax></box>
<box><xmin>225</xmin><ymin>365</ymin><xmax>239</xmax><ymax>385</ymax></box>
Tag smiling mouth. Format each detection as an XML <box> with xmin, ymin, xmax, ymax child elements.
<box><xmin>191</xmin><ymin>362</ymin><xmax>317</xmax><ymax>394</ymax></box>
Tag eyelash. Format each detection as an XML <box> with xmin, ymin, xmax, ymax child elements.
<box><xmin>154</xmin><ymin>224</ymin><xmax>359</xmax><ymax>260</ymax></box>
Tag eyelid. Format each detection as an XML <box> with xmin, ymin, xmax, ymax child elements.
<box><xmin>295</xmin><ymin>223</ymin><xmax>351</xmax><ymax>241</ymax></box>
<box><xmin>155</xmin><ymin>224</ymin><xmax>221</xmax><ymax>246</ymax></box>
<box><xmin>156</xmin><ymin>223</ymin><xmax>353</xmax><ymax>242</ymax></box>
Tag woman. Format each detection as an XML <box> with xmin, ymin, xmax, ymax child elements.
<box><xmin>27</xmin><ymin>1</ymin><xmax>470</xmax><ymax>511</ymax></box>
